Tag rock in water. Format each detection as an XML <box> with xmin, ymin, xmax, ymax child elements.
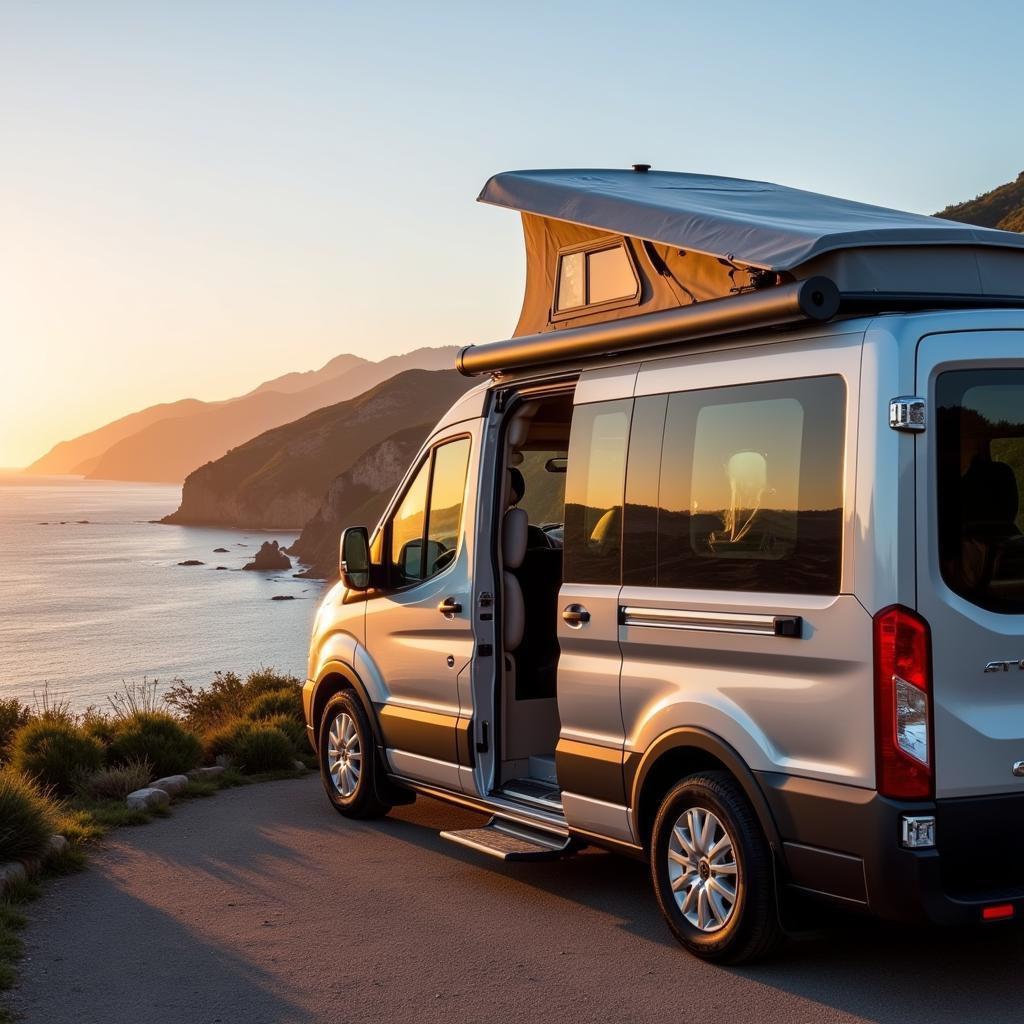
<box><xmin>213</xmin><ymin>547</ymin><xmax>229</xmax><ymax>553</ymax></box>
<box><xmin>178</xmin><ymin>559</ymin><xmax>205</xmax><ymax>566</ymax></box>
<box><xmin>271</xmin><ymin>594</ymin><xmax>296</xmax><ymax>601</ymax></box>
<box><xmin>242</xmin><ymin>540</ymin><xmax>291</xmax><ymax>571</ymax></box>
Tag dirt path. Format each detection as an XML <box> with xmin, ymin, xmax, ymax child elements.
<box><xmin>7</xmin><ymin>774</ymin><xmax>1024</xmax><ymax>1023</ymax></box>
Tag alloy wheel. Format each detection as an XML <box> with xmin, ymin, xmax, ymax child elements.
<box><xmin>327</xmin><ymin>711</ymin><xmax>362</xmax><ymax>797</ymax></box>
<box><xmin>667</xmin><ymin>806</ymin><xmax>739</xmax><ymax>932</ymax></box>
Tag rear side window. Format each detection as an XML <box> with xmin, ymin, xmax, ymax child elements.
<box><xmin>564</xmin><ymin>400</ymin><xmax>632</xmax><ymax>584</ymax></box>
<box><xmin>623</xmin><ymin>376</ymin><xmax>846</xmax><ymax>594</ymax></box>
<box><xmin>937</xmin><ymin>370</ymin><xmax>1024</xmax><ymax>613</ymax></box>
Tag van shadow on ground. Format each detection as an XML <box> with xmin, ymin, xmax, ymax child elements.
<box><xmin>376</xmin><ymin>797</ymin><xmax>1024</xmax><ymax>1024</ymax></box>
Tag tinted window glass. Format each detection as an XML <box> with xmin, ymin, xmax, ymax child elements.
<box><xmin>390</xmin><ymin>459</ymin><xmax>430</xmax><ymax>584</ymax></box>
<box><xmin>937</xmin><ymin>370</ymin><xmax>1024</xmax><ymax>613</ymax></box>
<box><xmin>564</xmin><ymin>400</ymin><xmax>632</xmax><ymax>585</ymax></box>
<box><xmin>623</xmin><ymin>395</ymin><xmax>667</xmax><ymax>587</ymax></box>
<box><xmin>424</xmin><ymin>438</ymin><xmax>471</xmax><ymax>579</ymax></box>
<box><xmin>658</xmin><ymin>376</ymin><xmax>845</xmax><ymax>594</ymax></box>
<box><xmin>588</xmin><ymin>246</ymin><xmax>637</xmax><ymax>304</ymax></box>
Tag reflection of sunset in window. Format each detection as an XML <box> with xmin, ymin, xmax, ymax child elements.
<box><xmin>582</xmin><ymin>411</ymin><xmax>629</xmax><ymax>512</ymax></box>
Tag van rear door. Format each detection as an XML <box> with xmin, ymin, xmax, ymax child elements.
<box><xmin>917</xmin><ymin>331</ymin><xmax>1024</xmax><ymax>799</ymax></box>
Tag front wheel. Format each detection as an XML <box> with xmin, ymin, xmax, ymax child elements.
<box><xmin>318</xmin><ymin>691</ymin><xmax>391</xmax><ymax>819</ymax></box>
<box><xmin>650</xmin><ymin>771</ymin><xmax>783</xmax><ymax>964</ymax></box>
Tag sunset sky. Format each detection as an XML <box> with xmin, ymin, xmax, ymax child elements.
<box><xmin>1</xmin><ymin>0</ymin><xmax>1020</xmax><ymax>468</ymax></box>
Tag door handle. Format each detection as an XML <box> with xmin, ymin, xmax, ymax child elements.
<box><xmin>438</xmin><ymin>597</ymin><xmax>463</xmax><ymax>618</ymax></box>
<box><xmin>562</xmin><ymin>603</ymin><xmax>591</xmax><ymax>628</ymax></box>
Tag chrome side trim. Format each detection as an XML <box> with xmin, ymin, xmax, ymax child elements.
<box><xmin>620</xmin><ymin>606</ymin><xmax>802</xmax><ymax>638</ymax></box>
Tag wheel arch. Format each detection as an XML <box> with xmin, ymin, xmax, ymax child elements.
<box><xmin>629</xmin><ymin>727</ymin><xmax>782</xmax><ymax>854</ymax></box>
<box><xmin>311</xmin><ymin>661</ymin><xmax>383</xmax><ymax>747</ymax></box>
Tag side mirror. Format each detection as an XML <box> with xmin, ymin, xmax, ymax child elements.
<box><xmin>339</xmin><ymin>526</ymin><xmax>371</xmax><ymax>591</ymax></box>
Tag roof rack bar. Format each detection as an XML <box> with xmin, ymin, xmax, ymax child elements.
<box><xmin>456</xmin><ymin>277</ymin><xmax>840</xmax><ymax>377</ymax></box>
<box><xmin>838</xmin><ymin>292</ymin><xmax>1024</xmax><ymax>313</ymax></box>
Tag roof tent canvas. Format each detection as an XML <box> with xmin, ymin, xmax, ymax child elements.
<box><xmin>479</xmin><ymin>168</ymin><xmax>1024</xmax><ymax>337</ymax></box>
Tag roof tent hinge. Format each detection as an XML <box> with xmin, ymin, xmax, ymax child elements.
<box><xmin>889</xmin><ymin>396</ymin><xmax>926</xmax><ymax>432</ymax></box>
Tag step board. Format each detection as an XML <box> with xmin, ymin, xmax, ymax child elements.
<box><xmin>499</xmin><ymin>777</ymin><xmax>563</xmax><ymax>812</ymax></box>
<box><xmin>440</xmin><ymin>817</ymin><xmax>570</xmax><ymax>861</ymax></box>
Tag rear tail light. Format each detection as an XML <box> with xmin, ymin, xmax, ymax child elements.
<box><xmin>982</xmin><ymin>903</ymin><xmax>1015</xmax><ymax>922</ymax></box>
<box><xmin>874</xmin><ymin>605</ymin><xmax>933</xmax><ymax>799</ymax></box>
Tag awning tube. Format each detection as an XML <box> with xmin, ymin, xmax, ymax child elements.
<box><xmin>456</xmin><ymin>276</ymin><xmax>840</xmax><ymax>377</ymax></box>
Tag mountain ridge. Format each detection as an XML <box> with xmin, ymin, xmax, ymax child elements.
<box><xmin>27</xmin><ymin>346</ymin><xmax>456</xmax><ymax>482</ymax></box>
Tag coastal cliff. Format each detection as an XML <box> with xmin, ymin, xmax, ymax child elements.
<box><xmin>163</xmin><ymin>369</ymin><xmax>475</xmax><ymax>530</ymax></box>
<box><xmin>287</xmin><ymin>424</ymin><xmax>432</xmax><ymax>578</ymax></box>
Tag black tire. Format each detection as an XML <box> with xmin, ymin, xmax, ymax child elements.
<box><xmin>650</xmin><ymin>771</ymin><xmax>783</xmax><ymax>964</ymax></box>
<box><xmin>318</xmin><ymin>691</ymin><xmax>391</xmax><ymax>819</ymax></box>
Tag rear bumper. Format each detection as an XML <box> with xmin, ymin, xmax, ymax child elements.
<box><xmin>758</xmin><ymin>771</ymin><xmax>1024</xmax><ymax>926</ymax></box>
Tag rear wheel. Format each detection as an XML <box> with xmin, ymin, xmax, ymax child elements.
<box><xmin>650</xmin><ymin>771</ymin><xmax>782</xmax><ymax>963</ymax></box>
<box><xmin>318</xmin><ymin>691</ymin><xmax>391</xmax><ymax>819</ymax></box>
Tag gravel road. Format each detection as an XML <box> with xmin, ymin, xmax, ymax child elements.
<box><xmin>7</xmin><ymin>774</ymin><xmax>1024</xmax><ymax>1024</ymax></box>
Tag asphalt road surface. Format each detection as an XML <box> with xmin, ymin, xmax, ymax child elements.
<box><xmin>8</xmin><ymin>774</ymin><xmax>1024</xmax><ymax>1024</ymax></box>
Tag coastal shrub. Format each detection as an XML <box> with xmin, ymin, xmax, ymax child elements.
<box><xmin>0</xmin><ymin>700</ymin><xmax>32</xmax><ymax>762</ymax></box>
<box><xmin>230</xmin><ymin>724</ymin><xmax>295</xmax><ymax>773</ymax></box>
<box><xmin>245</xmin><ymin>688</ymin><xmax>303</xmax><ymax>723</ymax></box>
<box><xmin>31</xmin><ymin>682</ymin><xmax>74</xmax><ymax>724</ymax></box>
<box><xmin>165</xmin><ymin>671</ymin><xmax>246</xmax><ymax>731</ymax></box>
<box><xmin>107</xmin><ymin>678</ymin><xmax>164</xmax><ymax>719</ymax></box>
<box><xmin>166</xmin><ymin>668</ymin><xmax>301</xmax><ymax>732</ymax></box>
<box><xmin>202</xmin><ymin>718</ymin><xmax>256</xmax><ymax>764</ymax></box>
<box><xmin>108</xmin><ymin>713</ymin><xmax>201</xmax><ymax>778</ymax></box>
<box><xmin>0</xmin><ymin>770</ymin><xmax>58</xmax><ymax>862</ymax></box>
<box><xmin>78</xmin><ymin>709</ymin><xmax>118</xmax><ymax>748</ymax></box>
<box><xmin>78</xmin><ymin>757</ymin><xmax>153</xmax><ymax>801</ymax></box>
<box><xmin>9</xmin><ymin>720</ymin><xmax>105</xmax><ymax>795</ymax></box>
<box><xmin>258</xmin><ymin>714</ymin><xmax>307</xmax><ymax>755</ymax></box>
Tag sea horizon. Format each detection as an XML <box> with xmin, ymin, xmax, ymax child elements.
<box><xmin>0</xmin><ymin>474</ymin><xmax>324</xmax><ymax>710</ymax></box>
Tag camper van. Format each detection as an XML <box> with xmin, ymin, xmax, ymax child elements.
<box><xmin>302</xmin><ymin>167</ymin><xmax>1024</xmax><ymax>962</ymax></box>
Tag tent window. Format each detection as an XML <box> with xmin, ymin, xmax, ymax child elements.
<box><xmin>588</xmin><ymin>246</ymin><xmax>636</xmax><ymax>304</ymax></box>
<box><xmin>554</xmin><ymin>238</ymin><xmax>640</xmax><ymax>318</ymax></box>
<box><xmin>557</xmin><ymin>252</ymin><xmax>585</xmax><ymax>311</ymax></box>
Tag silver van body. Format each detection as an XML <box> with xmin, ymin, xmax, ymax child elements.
<box><xmin>303</xmin><ymin>170</ymin><xmax>1024</xmax><ymax>959</ymax></box>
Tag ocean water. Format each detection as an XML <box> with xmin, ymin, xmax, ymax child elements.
<box><xmin>0</xmin><ymin>474</ymin><xmax>325</xmax><ymax>710</ymax></box>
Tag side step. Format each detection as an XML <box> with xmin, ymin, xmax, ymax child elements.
<box><xmin>440</xmin><ymin>817</ymin><xmax>571</xmax><ymax>861</ymax></box>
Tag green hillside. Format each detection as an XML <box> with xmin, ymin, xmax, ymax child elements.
<box><xmin>936</xmin><ymin>171</ymin><xmax>1024</xmax><ymax>231</ymax></box>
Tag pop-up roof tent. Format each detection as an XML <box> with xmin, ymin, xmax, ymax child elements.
<box><xmin>457</xmin><ymin>167</ymin><xmax>1024</xmax><ymax>376</ymax></box>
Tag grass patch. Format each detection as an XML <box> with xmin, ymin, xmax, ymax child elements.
<box><xmin>0</xmin><ymin>670</ymin><xmax>310</xmax><ymax>1012</ymax></box>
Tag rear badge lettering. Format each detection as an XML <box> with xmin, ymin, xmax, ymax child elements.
<box><xmin>984</xmin><ymin>660</ymin><xmax>1024</xmax><ymax>673</ymax></box>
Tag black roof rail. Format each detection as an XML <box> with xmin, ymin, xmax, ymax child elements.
<box><xmin>457</xmin><ymin>277</ymin><xmax>839</xmax><ymax>377</ymax></box>
<box><xmin>456</xmin><ymin>281</ymin><xmax>1024</xmax><ymax>378</ymax></box>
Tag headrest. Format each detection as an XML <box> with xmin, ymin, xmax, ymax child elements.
<box><xmin>503</xmin><ymin>507</ymin><xmax>528</xmax><ymax>569</ymax></box>
<box><xmin>508</xmin><ymin>418</ymin><xmax>531</xmax><ymax>448</ymax></box>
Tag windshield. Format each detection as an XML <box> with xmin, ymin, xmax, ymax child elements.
<box><xmin>937</xmin><ymin>369</ymin><xmax>1024</xmax><ymax>613</ymax></box>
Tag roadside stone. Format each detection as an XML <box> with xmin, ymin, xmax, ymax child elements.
<box><xmin>187</xmin><ymin>765</ymin><xmax>225</xmax><ymax>779</ymax></box>
<box><xmin>292</xmin><ymin>760</ymin><xmax>307</xmax><ymax>772</ymax></box>
<box><xmin>126</xmin><ymin>787</ymin><xmax>171</xmax><ymax>811</ymax></box>
<box><xmin>44</xmin><ymin>835</ymin><xmax>68</xmax><ymax>859</ymax></box>
<box><xmin>0</xmin><ymin>862</ymin><xmax>28</xmax><ymax>889</ymax></box>
<box><xmin>151</xmin><ymin>774</ymin><xmax>189</xmax><ymax>796</ymax></box>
